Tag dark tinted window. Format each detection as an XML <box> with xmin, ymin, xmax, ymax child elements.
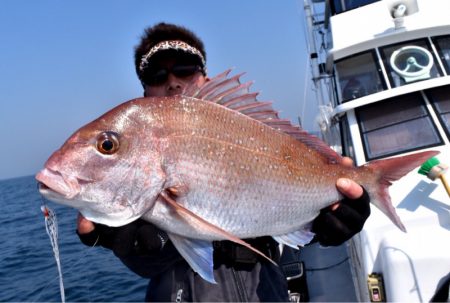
<box><xmin>335</xmin><ymin>51</ymin><xmax>386</xmax><ymax>102</ymax></box>
<box><xmin>432</xmin><ymin>35</ymin><xmax>450</xmax><ymax>75</ymax></box>
<box><xmin>330</xmin><ymin>0</ymin><xmax>380</xmax><ymax>14</ymax></box>
<box><xmin>426</xmin><ymin>85</ymin><xmax>450</xmax><ymax>139</ymax></box>
<box><xmin>356</xmin><ymin>93</ymin><xmax>442</xmax><ymax>159</ymax></box>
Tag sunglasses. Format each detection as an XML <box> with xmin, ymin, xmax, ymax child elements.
<box><xmin>143</xmin><ymin>64</ymin><xmax>203</xmax><ymax>85</ymax></box>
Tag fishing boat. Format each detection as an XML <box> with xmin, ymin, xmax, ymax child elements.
<box><xmin>296</xmin><ymin>0</ymin><xmax>450</xmax><ymax>301</ymax></box>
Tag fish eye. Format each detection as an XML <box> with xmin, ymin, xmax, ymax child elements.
<box><xmin>96</xmin><ymin>131</ymin><xmax>120</xmax><ymax>155</ymax></box>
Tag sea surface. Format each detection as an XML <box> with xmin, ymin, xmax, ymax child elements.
<box><xmin>0</xmin><ymin>175</ymin><xmax>148</xmax><ymax>302</ymax></box>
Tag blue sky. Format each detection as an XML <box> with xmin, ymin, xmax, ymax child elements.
<box><xmin>0</xmin><ymin>0</ymin><xmax>317</xmax><ymax>180</ymax></box>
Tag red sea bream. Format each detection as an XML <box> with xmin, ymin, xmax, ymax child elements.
<box><xmin>36</xmin><ymin>70</ymin><xmax>438</xmax><ymax>283</ymax></box>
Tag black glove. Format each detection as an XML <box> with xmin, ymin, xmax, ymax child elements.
<box><xmin>312</xmin><ymin>188</ymin><xmax>370</xmax><ymax>246</ymax></box>
<box><xmin>76</xmin><ymin>219</ymin><xmax>168</xmax><ymax>257</ymax></box>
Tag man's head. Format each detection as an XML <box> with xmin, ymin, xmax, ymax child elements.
<box><xmin>134</xmin><ymin>22</ymin><xmax>208</xmax><ymax>97</ymax></box>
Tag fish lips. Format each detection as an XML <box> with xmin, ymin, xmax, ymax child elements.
<box><xmin>36</xmin><ymin>168</ymin><xmax>81</xmax><ymax>200</ymax></box>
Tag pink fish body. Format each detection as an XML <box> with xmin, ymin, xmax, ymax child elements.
<box><xmin>36</xmin><ymin>70</ymin><xmax>439</xmax><ymax>282</ymax></box>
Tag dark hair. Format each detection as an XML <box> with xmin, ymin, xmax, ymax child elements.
<box><xmin>134</xmin><ymin>22</ymin><xmax>206</xmax><ymax>82</ymax></box>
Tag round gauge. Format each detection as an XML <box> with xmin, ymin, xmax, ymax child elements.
<box><xmin>390</xmin><ymin>45</ymin><xmax>434</xmax><ymax>82</ymax></box>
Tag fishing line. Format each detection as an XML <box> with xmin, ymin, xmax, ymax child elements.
<box><xmin>32</xmin><ymin>204</ymin><xmax>100</xmax><ymax>302</ymax></box>
<box><xmin>33</xmin><ymin>186</ymin><xmax>99</xmax><ymax>303</ymax></box>
<box><xmin>40</xmin><ymin>202</ymin><xmax>65</xmax><ymax>303</ymax></box>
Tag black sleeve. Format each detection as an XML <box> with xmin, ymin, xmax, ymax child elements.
<box><xmin>118</xmin><ymin>241</ymin><xmax>184</xmax><ymax>278</ymax></box>
<box><xmin>77</xmin><ymin>219</ymin><xmax>182</xmax><ymax>278</ymax></box>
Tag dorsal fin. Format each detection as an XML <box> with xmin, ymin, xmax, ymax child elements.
<box><xmin>182</xmin><ymin>69</ymin><xmax>343</xmax><ymax>164</ymax></box>
<box><xmin>183</xmin><ymin>69</ymin><xmax>232</xmax><ymax>98</ymax></box>
<box><xmin>212</xmin><ymin>82</ymin><xmax>253</xmax><ymax>104</ymax></box>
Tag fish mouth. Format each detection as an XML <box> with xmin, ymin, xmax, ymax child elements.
<box><xmin>36</xmin><ymin>168</ymin><xmax>81</xmax><ymax>200</ymax></box>
<box><xmin>37</xmin><ymin>168</ymin><xmax>141</xmax><ymax>227</ymax></box>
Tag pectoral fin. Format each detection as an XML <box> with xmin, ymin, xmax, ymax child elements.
<box><xmin>167</xmin><ymin>232</ymin><xmax>216</xmax><ymax>283</ymax></box>
<box><xmin>160</xmin><ymin>192</ymin><xmax>277</xmax><ymax>266</ymax></box>
<box><xmin>272</xmin><ymin>227</ymin><xmax>315</xmax><ymax>249</ymax></box>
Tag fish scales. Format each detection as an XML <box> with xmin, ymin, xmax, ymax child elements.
<box><xmin>146</xmin><ymin>96</ymin><xmax>357</xmax><ymax>238</ymax></box>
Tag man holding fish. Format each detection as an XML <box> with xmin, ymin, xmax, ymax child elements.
<box><xmin>75</xmin><ymin>22</ymin><xmax>371</xmax><ymax>301</ymax></box>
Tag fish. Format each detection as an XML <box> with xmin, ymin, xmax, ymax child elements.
<box><xmin>36</xmin><ymin>70</ymin><xmax>439</xmax><ymax>283</ymax></box>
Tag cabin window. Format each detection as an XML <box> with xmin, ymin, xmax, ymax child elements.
<box><xmin>330</xmin><ymin>0</ymin><xmax>380</xmax><ymax>15</ymax></box>
<box><xmin>432</xmin><ymin>35</ymin><xmax>450</xmax><ymax>75</ymax></box>
<box><xmin>379</xmin><ymin>39</ymin><xmax>443</xmax><ymax>88</ymax></box>
<box><xmin>426</xmin><ymin>85</ymin><xmax>450</xmax><ymax>139</ymax></box>
<box><xmin>340</xmin><ymin>115</ymin><xmax>356</xmax><ymax>160</ymax></box>
<box><xmin>356</xmin><ymin>92</ymin><xmax>442</xmax><ymax>160</ymax></box>
<box><xmin>335</xmin><ymin>51</ymin><xmax>386</xmax><ymax>102</ymax></box>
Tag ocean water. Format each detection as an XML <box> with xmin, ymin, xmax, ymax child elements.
<box><xmin>0</xmin><ymin>175</ymin><xmax>148</xmax><ymax>302</ymax></box>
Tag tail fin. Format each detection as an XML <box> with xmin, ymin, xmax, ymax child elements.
<box><xmin>365</xmin><ymin>150</ymin><xmax>440</xmax><ymax>232</ymax></box>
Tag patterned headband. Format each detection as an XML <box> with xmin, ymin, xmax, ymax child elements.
<box><xmin>139</xmin><ymin>40</ymin><xmax>206</xmax><ymax>72</ymax></box>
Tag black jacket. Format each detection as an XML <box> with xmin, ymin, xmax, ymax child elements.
<box><xmin>119</xmin><ymin>238</ymin><xmax>289</xmax><ymax>302</ymax></box>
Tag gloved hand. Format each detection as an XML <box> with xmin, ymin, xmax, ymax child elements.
<box><xmin>312</xmin><ymin>179</ymin><xmax>371</xmax><ymax>246</ymax></box>
<box><xmin>76</xmin><ymin>216</ymin><xmax>168</xmax><ymax>257</ymax></box>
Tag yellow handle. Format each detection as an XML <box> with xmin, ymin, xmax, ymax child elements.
<box><xmin>439</xmin><ymin>174</ymin><xmax>450</xmax><ymax>198</ymax></box>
